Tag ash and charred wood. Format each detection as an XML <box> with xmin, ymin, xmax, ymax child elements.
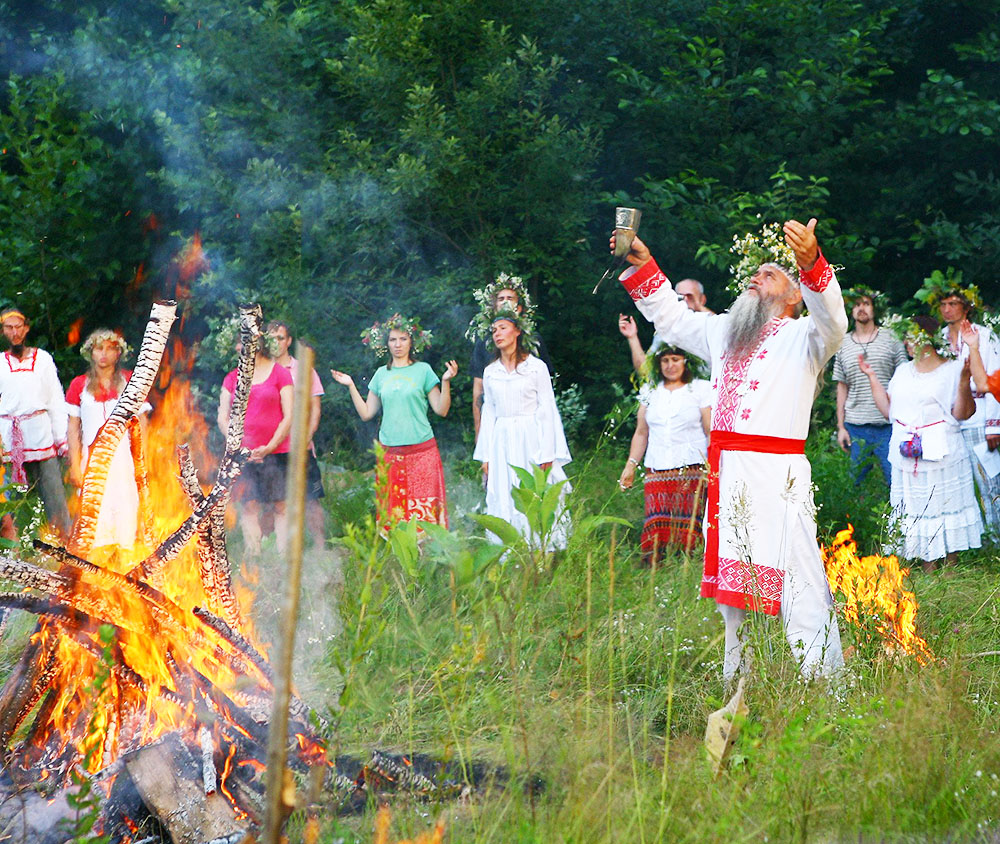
<box><xmin>130</xmin><ymin>448</ymin><xmax>251</xmax><ymax>582</ymax></box>
<box><xmin>179</xmin><ymin>446</ymin><xmax>242</xmax><ymax>628</ymax></box>
<box><xmin>200</xmin><ymin>726</ymin><xmax>217</xmax><ymax>795</ymax></box>
<box><xmin>70</xmin><ymin>300</ymin><xmax>178</xmax><ymax>556</ymax></box>
<box><xmin>129</xmin><ymin>415</ymin><xmax>155</xmax><ymax>548</ymax></box>
<box><xmin>0</xmin><ymin>553</ymin><xmax>71</xmax><ymax>594</ymax></box>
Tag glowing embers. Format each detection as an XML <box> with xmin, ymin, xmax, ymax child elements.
<box><xmin>822</xmin><ymin>525</ymin><xmax>933</xmax><ymax>664</ymax></box>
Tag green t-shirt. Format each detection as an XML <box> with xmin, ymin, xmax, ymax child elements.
<box><xmin>368</xmin><ymin>361</ymin><xmax>440</xmax><ymax>446</ymax></box>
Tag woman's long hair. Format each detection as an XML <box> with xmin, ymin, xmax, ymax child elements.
<box><xmin>490</xmin><ymin>327</ymin><xmax>530</xmax><ymax>367</ymax></box>
<box><xmin>82</xmin><ymin>330</ymin><xmax>127</xmax><ymax>398</ymax></box>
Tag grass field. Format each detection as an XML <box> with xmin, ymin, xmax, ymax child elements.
<box><xmin>3</xmin><ymin>440</ymin><xmax>999</xmax><ymax>843</ymax></box>
<box><xmin>300</xmin><ymin>443</ymin><xmax>1000</xmax><ymax>844</ymax></box>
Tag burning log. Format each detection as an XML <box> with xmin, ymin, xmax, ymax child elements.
<box><xmin>178</xmin><ymin>444</ymin><xmax>242</xmax><ymax>629</ymax></box>
<box><xmin>129</xmin><ymin>448</ymin><xmax>251</xmax><ymax>582</ymax></box>
<box><xmin>123</xmin><ymin>732</ymin><xmax>247</xmax><ymax>844</ymax></box>
<box><xmin>69</xmin><ymin>300</ymin><xmax>178</xmax><ymax>557</ymax></box>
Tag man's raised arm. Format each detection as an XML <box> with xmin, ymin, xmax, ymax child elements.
<box><xmin>613</xmin><ymin>234</ymin><xmax>713</xmax><ymax>363</ymax></box>
<box><xmin>784</xmin><ymin>218</ymin><xmax>847</xmax><ymax>369</ymax></box>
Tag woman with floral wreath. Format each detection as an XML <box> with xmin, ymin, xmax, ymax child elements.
<box><xmin>860</xmin><ymin>314</ymin><xmax>982</xmax><ymax>569</ymax></box>
<box><xmin>619</xmin><ymin>343</ymin><xmax>711</xmax><ymax>563</ymax></box>
<box><xmin>472</xmin><ymin>301</ymin><xmax>572</xmax><ymax>550</ymax></box>
<box><xmin>331</xmin><ymin>314</ymin><xmax>457</xmax><ymax>533</ymax></box>
<box><xmin>66</xmin><ymin>328</ymin><xmax>151</xmax><ymax>550</ymax></box>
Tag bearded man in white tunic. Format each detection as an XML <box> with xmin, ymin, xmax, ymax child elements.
<box><xmin>615</xmin><ymin>219</ymin><xmax>847</xmax><ymax>684</ymax></box>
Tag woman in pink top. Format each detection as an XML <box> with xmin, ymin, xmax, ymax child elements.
<box><xmin>217</xmin><ymin>334</ymin><xmax>293</xmax><ymax>555</ymax></box>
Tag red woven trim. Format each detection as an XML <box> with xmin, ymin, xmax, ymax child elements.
<box><xmin>799</xmin><ymin>250</ymin><xmax>832</xmax><ymax>292</ymax></box>
<box><xmin>620</xmin><ymin>259</ymin><xmax>667</xmax><ymax>301</ymax></box>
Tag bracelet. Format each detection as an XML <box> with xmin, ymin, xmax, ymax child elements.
<box><xmin>627</xmin><ymin>457</ymin><xmax>640</xmax><ymax>466</ymax></box>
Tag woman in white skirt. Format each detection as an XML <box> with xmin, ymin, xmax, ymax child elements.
<box><xmin>473</xmin><ymin>307</ymin><xmax>571</xmax><ymax>550</ymax></box>
<box><xmin>860</xmin><ymin>314</ymin><xmax>981</xmax><ymax>569</ymax></box>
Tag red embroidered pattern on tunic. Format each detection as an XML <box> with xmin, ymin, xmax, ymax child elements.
<box><xmin>702</xmin><ymin>556</ymin><xmax>784</xmax><ymax>614</ymax></box>
<box><xmin>626</xmin><ymin>267</ymin><xmax>667</xmax><ymax>301</ymax></box>
<box><xmin>713</xmin><ymin>320</ymin><xmax>783</xmax><ymax>431</ymax></box>
<box><xmin>4</xmin><ymin>350</ymin><xmax>37</xmax><ymax>372</ymax></box>
<box><xmin>800</xmin><ymin>254</ymin><xmax>833</xmax><ymax>293</ymax></box>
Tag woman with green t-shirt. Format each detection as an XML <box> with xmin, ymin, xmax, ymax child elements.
<box><xmin>331</xmin><ymin>313</ymin><xmax>458</xmax><ymax>534</ymax></box>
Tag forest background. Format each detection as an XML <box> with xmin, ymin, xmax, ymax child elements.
<box><xmin>0</xmin><ymin>0</ymin><xmax>997</xmax><ymax>460</ymax></box>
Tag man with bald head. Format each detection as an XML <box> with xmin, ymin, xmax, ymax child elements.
<box><xmin>613</xmin><ymin>220</ymin><xmax>846</xmax><ymax>685</ymax></box>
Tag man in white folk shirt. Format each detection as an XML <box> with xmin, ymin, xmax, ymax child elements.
<box><xmin>613</xmin><ymin>219</ymin><xmax>847</xmax><ymax>685</ymax></box>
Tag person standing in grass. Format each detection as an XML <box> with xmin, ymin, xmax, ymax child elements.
<box><xmin>859</xmin><ymin>314</ymin><xmax>982</xmax><ymax>570</ymax></box>
<box><xmin>833</xmin><ymin>287</ymin><xmax>907</xmax><ymax>487</ymax></box>
<box><xmin>618</xmin><ymin>345</ymin><xmax>711</xmax><ymax>563</ymax></box>
<box><xmin>218</xmin><ymin>331</ymin><xmax>294</xmax><ymax>556</ymax></box>
<box><xmin>925</xmin><ymin>278</ymin><xmax>1000</xmax><ymax>536</ymax></box>
<box><xmin>66</xmin><ymin>329</ymin><xmax>151</xmax><ymax>550</ymax></box>
<box><xmin>331</xmin><ymin>314</ymin><xmax>457</xmax><ymax>535</ymax></box>
<box><xmin>614</xmin><ymin>219</ymin><xmax>846</xmax><ymax>686</ymax></box>
<box><xmin>471</xmin><ymin>300</ymin><xmax>571</xmax><ymax>551</ymax></box>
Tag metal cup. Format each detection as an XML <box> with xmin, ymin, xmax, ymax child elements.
<box><xmin>613</xmin><ymin>207</ymin><xmax>642</xmax><ymax>258</ymax></box>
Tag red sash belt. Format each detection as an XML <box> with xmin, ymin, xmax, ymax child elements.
<box><xmin>703</xmin><ymin>430</ymin><xmax>806</xmax><ymax>591</ymax></box>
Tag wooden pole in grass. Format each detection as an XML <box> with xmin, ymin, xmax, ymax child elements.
<box><xmin>262</xmin><ymin>343</ymin><xmax>314</xmax><ymax>844</ymax></box>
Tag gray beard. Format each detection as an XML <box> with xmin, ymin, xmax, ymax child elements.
<box><xmin>725</xmin><ymin>290</ymin><xmax>782</xmax><ymax>360</ymax></box>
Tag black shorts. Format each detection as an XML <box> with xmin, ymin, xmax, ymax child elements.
<box><xmin>235</xmin><ymin>453</ymin><xmax>289</xmax><ymax>503</ymax></box>
<box><xmin>306</xmin><ymin>452</ymin><xmax>325</xmax><ymax>500</ymax></box>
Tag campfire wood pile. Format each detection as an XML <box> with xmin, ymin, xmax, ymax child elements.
<box><xmin>0</xmin><ymin>303</ymin><xmax>517</xmax><ymax>843</ymax></box>
<box><xmin>0</xmin><ymin>303</ymin><xmax>332</xmax><ymax>841</ymax></box>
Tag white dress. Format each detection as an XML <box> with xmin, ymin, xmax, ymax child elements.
<box><xmin>66</xmin><ymin>374</ymin><xmax>151</xmax><ymax>549</ymax></box>
<box><xmin>474</xmin><ymin>355</ymin><xmax>572</xmax><ymax>550</ymax></box>
<box><xmin>886</xmin><ymin>360</ymin><xmax>982</xmax><ymax>561</ymax></box>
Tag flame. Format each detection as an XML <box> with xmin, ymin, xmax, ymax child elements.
<box><xmin>20</xmin><ymin>341</ymin><xmax>267</xmax><ymax>774</ymax></box>
<box><xmin>67</xmin><ymin>319</ymin><xmax>84</xmax><ymax>347</ymax></box>
<box><xmin>295</xmin><ymin>732</ymin><xmax>330</xmax><ymax>767</ymax></box>
<box><xmin>373</xmin><ymin>806</ymin><xmax>446</xmax><ymax>844</ymax></box>
<box><xmin>126</xmin><ymin>262</ymin><xmax>146</xmax><ymax>294</ymax></box>
<box><xmin>822</xmin><ymin>525</ymin><xmax>933</xmax><ymax>663</ymax></box>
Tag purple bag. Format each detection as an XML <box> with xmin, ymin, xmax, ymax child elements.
<box><xmin>899</xmin><ymin>433</ymin><xmax>923</xmax><ymax>459</ymax></box>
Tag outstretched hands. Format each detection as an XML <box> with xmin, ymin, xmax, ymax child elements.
<box><xmin>618</xmin><ymin>314</ymin><xmax>638</xmax><ymax>339</ymax></box>
<box><xmin>441</xmin><ymin>360</ymin><xmax>459</xmax><ymax>382</ymax></box>
<box><xmin>783</xmin><ymin>218</ymin><xmax>819</xmax><ymax>271</ymax></box>
<box><xmin>330</xmin><ymin>369</ymin><xmax>354</xmax><ymax>388</ymax></box>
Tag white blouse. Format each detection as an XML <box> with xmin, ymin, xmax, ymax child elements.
<box><xmin>641</xmin><ymin>379</ymin><xmax>711</xmax><ymax>470</ymax></box>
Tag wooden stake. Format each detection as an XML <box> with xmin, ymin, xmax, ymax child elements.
<box><xmin>261</xmin><ymin>344</ymin><xmax>314</xmax><ymax>844</ymax></box>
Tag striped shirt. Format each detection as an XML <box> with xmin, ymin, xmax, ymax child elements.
<box><xmin>833</xmin><ymin>328</ymin><xmax>907</xmax><ymax>425</ymax></box>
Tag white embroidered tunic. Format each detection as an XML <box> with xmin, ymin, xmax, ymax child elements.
<box><xmin>0</xmin><ymin>349</ymin><xmax>68</xmax><ymax>463</ymax></box>
<box><xmin>620</xmin><ymin>253</ymin><xmax>847</xmax><ymax>615</ymax></box>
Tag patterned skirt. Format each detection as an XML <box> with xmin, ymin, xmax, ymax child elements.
<box><xmin>642</xmin><ymin>465</ymin><xmax>707</xmax><ymax>564</ymax></box>
<box><xmin>377</xmin><ymin>438</ymin><xmax>449</xmax><ymax>536</ymax></box>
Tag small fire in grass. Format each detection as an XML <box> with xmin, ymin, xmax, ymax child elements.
<box><xmin>373</xmin><ymin>805</ymin><xmax>446</xmax><ymax>844</ymax></box>
<box><xmin>822</xmin><ymin>524</ymin><xmax>933</xmax><ymax>664</ymax></box>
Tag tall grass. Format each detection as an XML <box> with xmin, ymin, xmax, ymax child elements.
<box><xmin>304</xmin><ymin>445</ymin><xmax>1000</xmax><ymax>843</ymax></box>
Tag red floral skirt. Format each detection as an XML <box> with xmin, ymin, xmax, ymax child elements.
<box><xmin>377</xmin><ymin>438</ymin><xmax>449</xmax><ymax>536</ymax></box>
<box><xmin>641</xmin><ymin>465</ymin><xmax>706</xmax><ymax>564</ymax></box>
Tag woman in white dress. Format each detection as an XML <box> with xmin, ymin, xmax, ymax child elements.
<box><xmin>860</xmin><ymin>314</ymin><xmax>981</xmax><ymax>569</ymax></box>
<box><xmin>66</xmin><ymin>329</ymin><xmax>150</xmax><ymax>550</ymax></box>
<box><xmin>473</xmin><ymin>308</ymin><xmax>571</xmax><ymax>550</ymax></box>
<box><xmin>619</xmin><ymin>345</ymin><xmax>711</xmax><ymax>562</ymax></box>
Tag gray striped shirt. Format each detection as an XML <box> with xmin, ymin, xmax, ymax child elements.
<box><xmin>833</xmin><ymin>329</ymin><xmax>908</xmax><ymax>425</ymax></box>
